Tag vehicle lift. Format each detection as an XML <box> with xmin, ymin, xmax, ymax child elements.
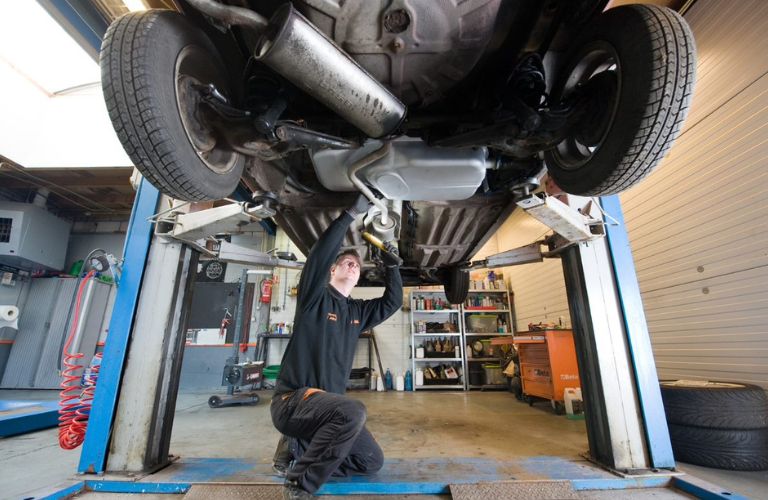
<box><xmin>28</xmin><ymin>175</ymin><xmax>738</xmax><ymax>499</ymax></box>
<box><xmin>30</xmin><ymin>3</ymin><xmax>735</xmax><ymax>495</ymax></box>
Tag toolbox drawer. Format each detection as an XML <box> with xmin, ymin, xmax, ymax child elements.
<box><xmin>522</xmin><ymin>364</ymin><xmax>552</xmax><ymax>382</ymax></box>
<box><xmin>519</xmin><ymin>344</ymin><xmax>549</xmax><ymax>363</ymax></box>
<box><xmin>521</xmin><ymin>379</ymin><xmax>554</xmax><ymax>399</ymax></box>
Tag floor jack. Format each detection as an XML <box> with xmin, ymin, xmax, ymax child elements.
<box><xmin>208</xmin><ymin>269</ymin><xmax>264</xmax><ymax>408</ymax></box>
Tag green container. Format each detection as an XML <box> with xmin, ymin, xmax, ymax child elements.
<box><xmin>69</xmin><ymin>260</ymin><xmax>84</xmax><ymax>276</ymax></box>
<box><xmin>263</xmin><ymin>365</ymin><xmax>281</xmax><ymax>380</ymax></box>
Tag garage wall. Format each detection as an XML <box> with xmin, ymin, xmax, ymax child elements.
<box><xmin>619</xmin><ymin>0</ymin><xmax>768</xmax><ymax>387</ymax></box>
<box><xmin>472</xmin><ymin>210</ymin><xmax>572</xmax><ymax>333</ymax></box>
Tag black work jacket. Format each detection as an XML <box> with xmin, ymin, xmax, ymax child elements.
<box><xmin>275</xmin><ymin>211</ymin><xmax>402</xmax><ymax>395</ymax></box>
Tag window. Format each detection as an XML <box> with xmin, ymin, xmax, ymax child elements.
<box><xmin>0</xmin><ymin>217</ymin><xmax>13</xmax><ymax>243</ymax></box>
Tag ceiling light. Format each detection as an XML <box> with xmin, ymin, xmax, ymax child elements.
<box><xmin>124</xmin><ymin>0</ymin><xmax>147</xmax><ymax>12</ymax></box>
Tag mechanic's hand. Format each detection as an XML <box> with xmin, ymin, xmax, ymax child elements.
<box><xmin>381</xmin><ymin>241</ymin><xmax>402</xmax><ymax>268</ymax></box>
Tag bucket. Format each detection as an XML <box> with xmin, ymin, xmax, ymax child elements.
<box><xmin>469</xmin><ymin>365</ymin><xmax>484</xmax><ymax>386</ymax></box>
<box><xmin>482</xmin><ymin>364</ymin><xmax>505</xmax><ymax>385</ymax></box>
<box><xmin>564</xmin><ymin>387</ymin><xmax>584</xmax><ymax>419</ymax></box>
<box><xmin>263</xmin><ymin>365</ymin><xmax>281</xmax><ymax>380</ymax></box>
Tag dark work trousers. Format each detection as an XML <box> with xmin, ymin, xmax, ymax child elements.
<box><xmin>270</xmin><ymin>388</ymin><xmax>384</xmax><ymax>493</ymax></box>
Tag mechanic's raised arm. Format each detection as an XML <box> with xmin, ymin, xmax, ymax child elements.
<box><xmin>297</xmin><ymin>195</ymin><xmax>371</xmax><ymax>306</ymax></box>
<box><xmin>360</xmin><ymin>255</ymin><xmax>403</xmax><ymax>331</ymax></box>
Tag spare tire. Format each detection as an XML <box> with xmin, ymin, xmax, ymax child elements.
<box><xmin>668</xmin><ymin>424</ymin><xmax>768</xmax><ymax>471</ymax></box>
<box><xmin>660</xmin><ymin>380</ymin><xmax>768</xmax><ymax>429</ymax></box>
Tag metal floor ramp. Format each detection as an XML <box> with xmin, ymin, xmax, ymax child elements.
<box><xmin>38</xmin><ymin>457</ymin><xmax>740</xmax><ymax>499</ymax></box>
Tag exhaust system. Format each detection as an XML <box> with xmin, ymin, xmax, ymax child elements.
<box><xmin>185</xmin><ymin>0</ymin><xmax>406</xmax><ymax>138</ymax></box>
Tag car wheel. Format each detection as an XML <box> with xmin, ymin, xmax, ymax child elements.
<box><xmin>660</xmin><ymin>380</ymin><xmax>768</xmax><ymax>429</ymax></box>
<box><xmin>544</xmin><ymin>5</ymin><xmax>696</xmax><ymax>195</ymax></box>
<box><xmin>442</xmin><ymin>266</ymin><xmax>469</xmax><ymax>305</ymax></box>
<box><xmin>101</xmin><ymin>11</ymin><xmax>244</xmax><ymax>201</ymax></box>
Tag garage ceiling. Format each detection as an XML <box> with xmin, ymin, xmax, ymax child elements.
<box><xmin>0</xmin><ymin>157</ymin><xmax>134</xmax><ymax>221</ymax></box>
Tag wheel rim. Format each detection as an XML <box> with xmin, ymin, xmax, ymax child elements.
<box><xmin>175</xmin><ymin>45</ymin><xmax>239</xmax><ymax>175</ymax></box>
<box><xmin>552</xmin><ymin>41</ymin><xmax>621</xmax><ymax>170</ymax></box>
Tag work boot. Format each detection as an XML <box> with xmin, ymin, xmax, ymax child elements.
<box><xmin>272</xmin><ymin>434</ymin><xmax>293</xmax><ymax>477</ymax></box>
<box><xmin>283</xmin><ymin>479</ymin><xmax>314</xmax><ymax>499</ymax></box>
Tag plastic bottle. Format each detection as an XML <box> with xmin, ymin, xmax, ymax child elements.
<box><xmin>405</xmin><ymin>370</ymin><xmax>413</xmax><ymax>391</ymax></box>
<box><xmin>81</xmin><ymin>353</ymin><xmax>103</xmax><ymax>387</ymax></box>
<box><xmin>396</xmin><ymin>373</ymin><xmax>405</xmax><ymax>391</ymax></box>
<box><xmin>415</xmin><ymin>369</ymin><xmax>424</xmax><ymax>387</ymax></box>
<box><xmin>384</xmin><ymin>369</ymin><xmax>393</xmax><ymax>390</ymax></box>
<box><xmin>370</xmin><ymin>370</ymin><xmax>377</xmax><ymax>391</ymax></box>
<box><xmin>376</xmin><ymin>374</ymin><xmax>385</xmax><ymax>391</ymax></box>
<box><xmin>565</xmin><ymin>388</ymin><xmax>584</xmax><ymax>418</ymax></box>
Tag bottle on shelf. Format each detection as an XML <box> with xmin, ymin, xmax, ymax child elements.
<box><xmin>415</xmin><ymin>369</ymin><xmax>424</xmax><ymax>387</ymax></box>
<box><xmin>396</xmin><ymin>372</ymin><xmax>405</xmax><ymax>391</ymax></box>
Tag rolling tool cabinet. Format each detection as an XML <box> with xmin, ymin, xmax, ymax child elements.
<box><xmin>513</xmin><ymin>329</ymin><xmax>580</xmax><ymax>412</ymax></box>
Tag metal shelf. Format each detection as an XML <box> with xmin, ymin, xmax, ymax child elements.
<box><xmin>412</xmin><ymin>309</ymin><xmax>460</xmax><ymax>313</ymax></box>
<box><xmin>466</xmin><ymin>357</ymin><xmax>501</xmax><ymax>362</ymax></box>
<box><xmin>415</xmin><ymin>384</ymin><xmax>464</xmax><ymax>389</ymax></box>
<box><xmin>465</xmin><ymin>333</ymin><xmax>514</xmax><ymax>336</ymax></box>
<box><xmin>414</xmin><ymin>358</ymin><xmax>462</xmax><ymax>362</ymax></box>
<box><xmin>467</xmin><ymin>384</ymin><xmax>508</xmax><ymax>390</ymax></box>
<box><xmin>412</xmin><ymin>333</ymin><xmax>461</xmax><ymax>337</ymax></box>
<box><xmin>464</xmin><ymin>309</ymin><xmax>510</xmax><ymax>312</ymax></box>
<box><xmin>468</xmin><ymin>290</ymin><xmax>507</xmax><ymax>293</ymax></box>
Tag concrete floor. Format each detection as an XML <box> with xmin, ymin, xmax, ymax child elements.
<box><xmin>2</xmin><ymin>389</ymin><xmax>767</xmax><ymax>499</ymax></box>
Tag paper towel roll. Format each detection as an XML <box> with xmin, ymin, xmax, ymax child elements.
<box><xmin>0</xmin><ymin>305</ymin><xmax>19</xmax><ymax>330</ymax></box>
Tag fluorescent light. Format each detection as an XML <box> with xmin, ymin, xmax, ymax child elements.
<box><xmin>124</xmin><ymin>0</ymin><xmax>147</xmax><ymax>12</ymax></box>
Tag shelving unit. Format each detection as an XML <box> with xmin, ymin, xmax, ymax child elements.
<box><xmin>410</xmin><ymin>290</ymin><xmax>464</xmax><ymax>390</ymax></box>
<box><xmin>462</xmin><ymin>289</ymin><xmax>514</xmax><ymax>390</ymax></box>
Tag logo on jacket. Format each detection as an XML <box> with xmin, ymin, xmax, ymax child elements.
<box><xmin>351</xmin><ymin>319</ymin><xmax>360</xmax><ymax>325</ymax></box>
<box><xmin>327</xmin><ymin>312</ymin><xmax>337</xmax><ymax>322</ymax></box>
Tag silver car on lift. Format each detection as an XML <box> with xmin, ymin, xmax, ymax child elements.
<box><xmin>100</xmin><ymin>0</ymin><xmax>696</xmax><ymax>302</ymax></box>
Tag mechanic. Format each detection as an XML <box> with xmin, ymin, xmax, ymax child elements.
<box><xmin>270</xmin><ymin>194</ymin><xmax>403</xmax><ymax>499</ymax></box>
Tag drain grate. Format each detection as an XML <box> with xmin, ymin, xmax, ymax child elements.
<box><xmin>450</xmin><ymin>480</ymin><xmax>578</xmax><ymax>500</ymax></box>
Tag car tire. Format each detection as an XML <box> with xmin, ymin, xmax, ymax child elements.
<box><xmin>660</xmin><ymin>380</ymin><xmax>768</xmax><ymax>430</ymax></box>
<box><xmin>544</xmin><ymin>5</ymin><xmax>696</xmax><ymax>195</ymax></box>
<box><xmin>101</xmin><ymin>11</ymin><xmax>244</xmax><ymax>201</ymax></box>
<box><xmin>443</xmin><ymin>266</ymin><xmax>469</xmax><ymax>305</ymax></box>
<box><xmin>668</xmin><ymin>424</ymin><xmax>768</xmax><ymax>471</ymax></box>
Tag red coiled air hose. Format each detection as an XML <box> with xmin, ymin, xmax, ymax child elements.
<box><xmin>59</xmin><ymin>270</ymin><xmax>97</xmax><ymax>449</ymax></box>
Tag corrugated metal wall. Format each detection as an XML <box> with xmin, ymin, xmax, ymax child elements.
<box><xmin>619</xmin><ymin>0</ymin><xmax>768</xmax><ymax>387</ymax></box>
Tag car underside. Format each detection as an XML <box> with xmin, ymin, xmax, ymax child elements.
<box><xmin>100</xmin><ymin>0</ymin><xmax>696</xmax><ymax>300</ymax></box>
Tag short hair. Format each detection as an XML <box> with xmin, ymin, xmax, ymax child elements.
<box><xmin>334</xmin><ymin>249</ymin><xmax>361</xmax><ymax>267</ymax></box>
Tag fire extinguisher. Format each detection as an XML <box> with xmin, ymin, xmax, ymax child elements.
<box><xmin>260</xmin><ymin>278</ymin><xmax>274</xmax><ymax>304</ymax></box>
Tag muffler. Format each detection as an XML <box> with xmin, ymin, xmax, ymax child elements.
<box><xmin>186</xmin><ymin>0</ymin><xmax>406</xmax><ymax>138</ymax></box>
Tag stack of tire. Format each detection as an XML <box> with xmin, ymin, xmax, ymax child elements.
<box><xmin>660</xmin><ymin>380</ymin><xmax>768</xmax><ymax>471</ymax></box>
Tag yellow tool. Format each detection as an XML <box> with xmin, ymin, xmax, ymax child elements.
<box><xmin>362</xmin><ymin>232</ymin><xmax>403</xmax><ymax>266</ymax></box>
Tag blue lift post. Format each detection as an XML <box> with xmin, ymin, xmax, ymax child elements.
<box><xmin>601</xmin><ymin>195</ymin><xmax>675</xmax><ymax>469</ymax></box>
<box><xmin>78</xmin><ymin>179</ymin><xmax>160</xmax><ymax>474</ymax></box>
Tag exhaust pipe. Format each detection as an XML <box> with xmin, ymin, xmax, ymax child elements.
<box><xmin>186</xmin><ymin>1</ymin><xmax>406</xmax><ymax>138</ymax></box>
